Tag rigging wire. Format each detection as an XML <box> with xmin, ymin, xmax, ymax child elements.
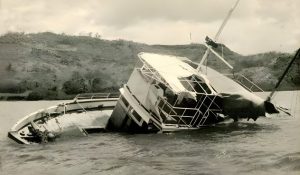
<box><xmin>267</xmin><ymin>48</ymin><xmax>300</xmax><ymax>101</ymax></box>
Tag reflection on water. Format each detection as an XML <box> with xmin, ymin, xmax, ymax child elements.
<box><xmin>0</xmin><ymin>91</ymin><xmax>299</xmax><ymax>175</ymax></box>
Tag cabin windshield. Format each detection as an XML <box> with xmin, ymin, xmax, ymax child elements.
<box><xmin>179</xmin><ymin>75</ymin><xmax>212</xmax><ymax>94</ymax></box>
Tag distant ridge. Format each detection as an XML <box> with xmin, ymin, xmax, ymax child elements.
<box><xmin>0</xmin><ymin>32</ymin><xmax>299</xmax><ymax>100</ymax></box>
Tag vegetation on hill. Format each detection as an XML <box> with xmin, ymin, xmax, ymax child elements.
<box><xmin>0</xmin><ymin>32</ymin><xmax>299</xmax><ymax>100</ymax></box>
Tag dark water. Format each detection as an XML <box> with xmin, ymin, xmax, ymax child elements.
<box><xmin>0</xmin><ymin>91</ymin><xmax>299</xmax><ymax>175</ymax></box>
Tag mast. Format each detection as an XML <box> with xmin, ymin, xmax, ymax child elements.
<box><xmin>197</xmin><ymin>0</ymin><xmax>240</xmax><ymax>72</ymax></box>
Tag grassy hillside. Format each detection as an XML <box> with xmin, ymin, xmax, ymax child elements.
<box><xmin>0</xmin><ymin>32</ymin><xmax>299</xmax><ymax>100</ymax></box>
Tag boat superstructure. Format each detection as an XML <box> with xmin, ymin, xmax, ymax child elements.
<box><xmin>107</xmin><ymin>53</ymin><xmax>224</xmax><ymax>132</ymax></box>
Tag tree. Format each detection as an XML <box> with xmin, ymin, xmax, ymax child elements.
<box><xmin>63</xmin><ymin>72</ymin><xmax>87</xmax><ymax>94</ymax></box>
<box><xmin>6</xmin><ymin>63</ymin><xmax>12</xmax><ymax>72</ymax></box>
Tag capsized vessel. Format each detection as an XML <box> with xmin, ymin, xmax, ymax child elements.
<box><xmin>106</xmin><ymin>52</ymin><xmax>279</xmax><ymax>133</ymax></box>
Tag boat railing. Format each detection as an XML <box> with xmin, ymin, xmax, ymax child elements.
<box><xmin>224</xmin><ymin>73</ymin><xmax>264</xmax><ymax>92</ymax></box>
<box><xmin>74</xmin><ymin>92</ymin><xmax>120</xmax><ymax>100</ymax></box>
<box><xmin>156</xmin><ymin>94</ymin><xmax>222</xmax><ymax>127</ymax></box>
<box><xmin>138</xmin><ymin>60</ymin><xmax>173</xmax><ymax>92</ymax></box>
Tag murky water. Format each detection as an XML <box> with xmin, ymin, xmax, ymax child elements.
<box><xmin>0</xmin><ymin>91</ymin><xmax>299</xmax><ymax>175</ymax></box>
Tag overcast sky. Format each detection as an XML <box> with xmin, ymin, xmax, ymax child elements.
<box><xmin>0</xmin><ymin>0</ymin><xmax>299</xmax><ymax>55</ymax></box>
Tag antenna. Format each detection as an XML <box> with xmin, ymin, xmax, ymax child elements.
<box><xmin>197</xmin><ymin>0</ymin><xmax>240</xmax><ymax>72</ymax></box>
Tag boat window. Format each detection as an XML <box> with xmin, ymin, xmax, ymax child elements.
<box><xmin>132</xmin><ymin>110</ymin><xmax>142</xmax><ymax>123</ymax></box>
<box><xmin>121</xmin><ymin>96</ymin><xmax>129</xmax><ymax>107</ymax></box>
<box><xmin>164</xmin><ymin>87</ymin><xmax>177</xmax><ymax>105</ymax></box>
<box><xmin>179</xmin><ymin>75</ymin><xmax>211</xmax><ymax>94</ymax></box>
<box><xmin>180</xmin><ymin>80</ymin><xmax>195</xmax><ymax>92</ymax></box>
<box><xmin>199</xmin><ymin>83</ymin><xmax>211</xmax><ymax>94</ymax></box>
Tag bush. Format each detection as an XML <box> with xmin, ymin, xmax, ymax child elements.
<box><xmin>27</xmin><ymin>91</ymin><xmax>44</xmax><ymax>100</ymax></box>
<box><xmin>63</xmin><ymin>79</ymin><xmax>87</xmax><ymax>95</ymax></box>
<box><xmin>0</xmin><ymin>80</ymin><xmax>26</xmax><ymax>93</ymax></box>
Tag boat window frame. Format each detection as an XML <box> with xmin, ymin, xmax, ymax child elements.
<box><xmin>178</xmin><ymin>75</ymin><xmax>212</xmax><ymax>95</ymax></box>
<box><xmin>120</xmin><ymin>96</ymin><xmax>129</xmax><ymax>108</ymax></box>
<box><xmin>132</xmin><ymin>110</ymin><xmax>142</xmax><ymax>123</ymax></box>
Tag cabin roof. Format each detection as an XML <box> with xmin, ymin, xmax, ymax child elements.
<box><xmin>138</xmin><ymin>52</ymin><xmax>202</xmax><ymax>99</ymax></box>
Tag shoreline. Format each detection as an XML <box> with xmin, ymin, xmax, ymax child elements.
<box><xmin>1</xmin><ymin>90</ymin><xmax>299</xmax><ymax>101</ymax></box>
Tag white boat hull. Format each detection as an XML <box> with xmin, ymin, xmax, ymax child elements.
<box><xmin>8</xmin><ymin>98</ymin><xmax>118</xmax><ymax>144</ymax></box>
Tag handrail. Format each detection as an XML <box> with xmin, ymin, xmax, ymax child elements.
<box><xmin>74</xmin><ymin>92</ymin><xmax>120</xmax><ymax>100</ymax></box>
<box><xmin>198</xmin><ymin>95</ymin><xmax>217</xmax><ymax>126</ymax></box>
<box><xmin>224</xmin><ymin>73</ymin><xmax>264</xmax><ymax>92</ymax></box>
<box><xmin>156</xmin><ymin>94</ymin><xmax>222</xmax><ymax>127</ymax></box>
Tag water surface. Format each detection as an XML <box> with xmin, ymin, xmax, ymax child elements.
<box><xmin>0</xmin><ymin>91</ymin><xmax>299</xmax><ymax>175</ymax></box>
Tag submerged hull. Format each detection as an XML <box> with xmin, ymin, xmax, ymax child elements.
<box><xmin>8</xmin><ymin>97</ymin><xmax>118</xmax><ymax>144</ymax></box>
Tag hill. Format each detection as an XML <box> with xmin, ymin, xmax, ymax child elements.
<box><xmin>0</xmin><ymin>32</ymin><xmax>299</xmax><ymax>100</ymax></box>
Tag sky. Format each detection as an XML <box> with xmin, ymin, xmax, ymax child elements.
<box><xmin>0</xmin><ymin>0</ymin><xmax>299</xmax><ymax>55</ymax></box>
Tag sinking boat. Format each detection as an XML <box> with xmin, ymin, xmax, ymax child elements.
<box><xmin>8</xmin><ymin>47</ymin><xmax>291</xmax><ymax>144</ymax></box>
<box><xmin>107</xmin><ymin>53</ymin><xmax>224</xmax><ymax>132</ymax></box>
<box><xmin>9</xmin><ymin>47</ymin><xmax>298</xmax><ymax>144</ymax></box>
<box><xmin>8</xmin><ymin>93</ymin><xmax>119</xmax><ymax>144</ymax></box>
<box><xmin>106</xmin><ymin>52</ymin><xmax>279</xmax><ymax>133</ymax></box>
